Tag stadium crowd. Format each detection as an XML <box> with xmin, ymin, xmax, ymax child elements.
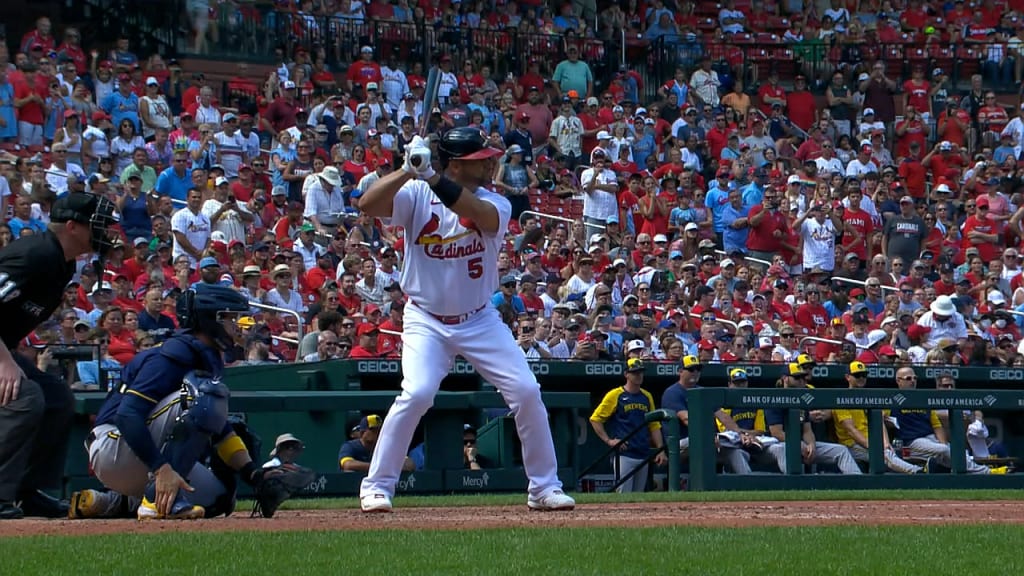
<box><xmin>6</xmin><ymin>1</ymin><xmax>1024</xmax><ymax>388</ymax></box>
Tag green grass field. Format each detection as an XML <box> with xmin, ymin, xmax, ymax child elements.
<box><xmin>4</xmin><ymin>490</ymin><xmax>1023</xmax><ymax>575</ymax></box>
<box><xmin>3</xmin><ymin>526</ymin><xmax>1022</xmax><ymax>575</ymax></box>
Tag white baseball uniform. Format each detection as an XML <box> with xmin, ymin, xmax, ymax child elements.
<box><xmin>360</xmin><ymin>179</ymin><xmax>564</xmax><ymax>500</ymax></box>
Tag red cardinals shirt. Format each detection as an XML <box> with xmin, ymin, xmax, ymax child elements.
<box><xmin>841</xmin><ymin>208</ymin><xmax>873</xmax><ymax>261</ymax></box>
<box><xmin>961</xmin><ymin>215</ymin><xmax>999</xmax><ymax>262</ymax></box>
<box><xmin>746</xmin><ymin>204</ymin><xmax>787</xmax><ymax>253</ymax></box>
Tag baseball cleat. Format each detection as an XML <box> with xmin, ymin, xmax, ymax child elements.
<box><xmin>69</xmin><ymin>489</ymin><xmax>126</xmax><ymax>519</ymax></box>
<box><xmin>527</xmin><ymin>489</ymin><xmax>575</xmax><ymax>511</ymax></box>
<box><xmin>137</xmin><ymin>496</ymin><xmax>204</xmax><ymax>520</ymax></box>
<box><xmin>360</xmin><ymin>493</ymin><xmax>393</xmax><ymax>513</ymax></box>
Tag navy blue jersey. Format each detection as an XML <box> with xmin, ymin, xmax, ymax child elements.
<box><xmin>590</xmin><ymin>386</ymin><xmax>660</xmax><ymax>459</ymax></box>
<box><xmin>891</xmin><ymin>408</ymin><xmax>940</xmax><ymax>443</ymax></box>
<box><xmin>338</xmin><ymin>438</ymin><xmax>372</xmax><ymax>469</ymax></box>
<box><xmin>661</xmin><ymin>384</ymin><xmax>690</xmax><ymax>439</ymax></box>
<box><xmin>764</xmin><ymin>407</ymin><xmax>811</xmax><ymax>428</ymax></box>
<box><xmin>137</xmin><ymin>310</ymin><xmax>176</xmax><ymax>343</ymax></box>
<box><xmin>95</xmin><ymin>332</ymin><xmax>225</xmax><ymax>426</ymax></box>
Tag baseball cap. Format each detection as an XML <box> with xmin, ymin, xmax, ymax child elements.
<box><xmin>626</xmin><ymin>339</ymin><xmax>645</xmax><ymax>353</ymax></box>
<box><xmin>626</xmin><ymin>358</ymin><xmax>645</xmax><ymax>373</ymax></box>
<box><xmin>729</xmin><ymin>368</ymin><xmax>748</xmax><ymax>381</ymax></box>
<box><xmin>681</xmin><ymin>355</ymin><xmax>701</xmax><ymax>370</ymax></box>
<box><xmin>24</xmin><ymin>333</ymin><xmax>47</xmax><ymax>349</ymax></box>
<box><xmin>796</xmin><ymin>354</ymin><xmax>816</xmax><ymax>368</ymax></box>
<box><xmin>787</xmin><ymin>363</ymin><xmax>807</xmax><ymax>376</ymax></box>
<box><xmin>356</xmin><ymin>414</ymin><xmax>382</xmax><ymax>431</ymax></box>
<box><xmin>849</xmin><ymin>361</ymin><xmax>868</xmax><ymax>375</ymax></box>
<box><xmin>199</xmin><ymin>256</ymin><xmax>220</xmax><ymax>269</ymax></box>
<box><xmin>356</xmin><ymin>323</ymin><xmax>379</xmax><ymax>337</ymax></box>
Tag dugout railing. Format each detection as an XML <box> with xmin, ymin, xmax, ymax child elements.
<box><xmin>577</xmin><ymin>409</ymin><xmax>681</xmax><ymax>493</ymax></box>
<box><xmin>685</xmin><ymin>387</ymin><xmax>1024</xmax><ymax>491</ymax></box>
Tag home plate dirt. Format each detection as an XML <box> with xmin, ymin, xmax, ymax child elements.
<box><xmin>2</xmin><ymin>501</ymin><xmax>1023</xmax><ymax>536</ymax></box>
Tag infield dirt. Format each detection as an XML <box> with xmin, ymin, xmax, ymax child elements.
<box><xmin>1</xmin><ymin>500</ymin><xmax>1023</xmax><ymax>536</ymax></box>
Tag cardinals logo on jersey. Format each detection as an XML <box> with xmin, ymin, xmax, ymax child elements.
<box><xmin>414</xmin><ymin>213</ymin><xmax>485</xmax><ymax>260</ymax></box>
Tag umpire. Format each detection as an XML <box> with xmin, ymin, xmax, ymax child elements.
<box><xmin>0</xmin><ymin>192</ymin><xmax>118</xmax><ymax>519</ymax></box>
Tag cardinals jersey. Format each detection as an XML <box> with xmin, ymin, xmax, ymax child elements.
<box><xmin>392</xmin><ymin>180</ymin><xmax>510</xmax><ymax>316</ymax></box>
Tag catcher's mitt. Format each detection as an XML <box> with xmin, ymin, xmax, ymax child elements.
<box><xmin>251</xmin><ymin>463</ymin><xmax>317</xmax><ymax>518</ymax></box>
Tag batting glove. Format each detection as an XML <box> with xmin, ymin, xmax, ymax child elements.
<box><xmin>404</xmin><ymin>145</ymin><xmax>435</xmax><ymax>180</ymax></box>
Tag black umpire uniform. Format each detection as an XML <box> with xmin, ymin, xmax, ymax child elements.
<box><xmin>0</xmin><ymin>193</ymin><xmax>114</xmax><ymax>519</ymax></box>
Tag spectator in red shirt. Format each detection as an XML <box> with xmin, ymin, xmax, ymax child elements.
<box><xmin>20</xmin><ymin>17</ymin><xmax>55</xmax><ymax>55</ymax></box>
<box><xmin>366</xmin><ymin>0</ymin><xmax>395</xmax><ymax>19</ymax></box>
<box><xmin>814</xmin><ymin>318</ymin><xmax>847</xmax><ymax>362</ymax></box>
<box><xmin>336</xmin><ymin>271</ymin><xmax>363</xmax><ymax>314</ymax></box>
<box><xmin>899</xmin><ymin>141</ymin><xmax>928</xmax><ymax>198</ymax></box>
<box><xmin>902</xmin><ymin>66</ymin><xmax>931</xmax><ymax>117</ymax></box>
<box><xmin>745</xmin><ymin>189</ymin><xmax>787</xmax><ymax>263</ymax></box>
<box><xmin>785</xmin><ymin>75</ymin><xmax>816</xmax><ymax>131</ymax></box>
<box><xmin>262</xmin><ymin>81</ymin><xmax>299</xmax><ymax>136</ymax></box>
<box><xmin>348</xmin><ymin>322</ymin><xmax>382</xmax><ymax>358</ymax></box>
<box><xmin>795</xmin><ymin>285</ymin><xmax>829</xmax><ymax>336</ymax></box>
<box><xmin>519</xmin><ymin>274</ymin><xmax>545</xmax><ymax>314</ymax></box>
<box><xmin>962</xmin><ymin>195</ymin><xmax>1001</xmax><ymax>264</ymax></box>
<box><xmin>346</xmin><ymin>46</ymin><xmax>383</xmax><ymax>93</ymax></box>
<box><xmin>14</xmin><ymin>63</ymin><xmax>46</xmax><ymax>147</ymax></box>
<box><xmin>895</xmin><ymin>106</ymin><xmax>927</xmax><ymax>160</ymax></box>
<box><xmin>757</xmin><ymin>70</ymin><xmax>785</xmax><ymax>117</ymax></box>
<box><xmin>978</xmin><ymin>91</ymin><xmax>1009</xmax><ymax>135</ymax></box>
<box><xmin>841</xmin><ymin>185</ymin><xmax>874</xmax><ymax>262</ymax></box>
<box><xmin>56</xmin><ymin>27</ymin><xmax>87</xmax><ymax>76</ymax></box>
<box><xmin>923</xmin><ymin>140</ymin><xmax>965</xmax><ymax>179</ymax></box>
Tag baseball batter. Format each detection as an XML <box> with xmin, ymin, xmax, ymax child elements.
<box><xmin>356</xmin><ymin>127</ymin><xmax>574</xmax><ymax>513</ymax></box>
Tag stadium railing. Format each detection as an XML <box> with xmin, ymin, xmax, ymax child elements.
<box><xmin>685</xmin><ymin>386</ymin><xmax>1024</xmax><ymax>491</ymax></box>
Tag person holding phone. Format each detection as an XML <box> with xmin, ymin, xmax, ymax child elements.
<box><xmin>202</xmin><ymin>176</ymin><xmax>252</xmax><ymax>244</ymax></box>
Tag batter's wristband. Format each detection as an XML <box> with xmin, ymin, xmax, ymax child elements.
<box><xmin>431</xmin><ymin>176</ymin><xmax>463</xmax><ymax>208</ymax></box>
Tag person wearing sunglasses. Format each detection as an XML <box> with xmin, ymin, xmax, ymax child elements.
<box><xmin>833</xmin><ymin>361</ymin><xmax>922</xmax><ymax>474</ymax></box>
<box><xmin>892</xmin><ymin>366</ymin><xmax>1005</xmax><ymax>474</ymax></box>
<box><xmin>660</xmin><ymin>355</ymin><xmax>751</xmax><ymax>474</ymax></box>
<box><xmin>763</xmin><ymin>363</ymin><xmax>862</xmax><ymax>475</ymax></box>
<box><xmin>302</xmin><ymin>330</ymin><xmax>341</xmax><ymax>363</ymax></box>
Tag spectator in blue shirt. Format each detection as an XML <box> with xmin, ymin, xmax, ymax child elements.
<box><xmin>154</xmin><ymin>149</ymin><xmax>193</xmax><ymax>203</ymax></box>
<box><xmin>720</xmin><ymin>189</ymin><xmax>751</xmax><ymax>255</ymax></box>
<box><xmin>491</xmin><ymin>274</ymin><xmax>526</xmax><ymax>315</ymax></box>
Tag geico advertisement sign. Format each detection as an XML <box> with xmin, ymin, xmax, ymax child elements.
<box><xmin>356</xmin><ymin>361</ymin><xmax>550</xmax><ymax>375</ymax></box>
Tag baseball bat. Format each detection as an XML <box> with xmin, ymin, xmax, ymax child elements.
<box><xmin>420</xmin><ymin>64</ymin><xmax>441</xmax><ymax>139</ymax></box>
<box><xmin>410</xmin><ymin>65</ymin><xmax>441</xmax><ymax>170</ymax></box>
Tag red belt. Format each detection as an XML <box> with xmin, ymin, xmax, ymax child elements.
<box><xmin>412</xmin><ymin>301</ymin><xmax>486</xmax><ymax>325</ymax></box>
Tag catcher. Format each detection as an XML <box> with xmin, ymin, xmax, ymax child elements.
<box><xmin>68</xmin><ymin>284</ymin><xmax>313</xmax><ymax>520</ymax></box>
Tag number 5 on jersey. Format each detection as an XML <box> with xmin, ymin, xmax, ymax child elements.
<box><xmin>467</xmin><ymin>257</ymin><xmax>483</xmax><ymax>279</ymax></box>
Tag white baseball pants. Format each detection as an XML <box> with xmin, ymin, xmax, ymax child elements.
<box><xmin>848</xmin><ymin>444</ymin><xmax>923</xmax><ymax>474</ymax></box>
<box><xmin>611</xmin><ymin>454</ymin><xmax>649</xmax><ymax>493</ymax></box>
<box><xmin>360</xmin><ymin>304</ymin><xmax>563</xmax><ymax>500</ymax></box>
<box><xmin>769</xmin><ymin>441</ymin><xmax>863</xmax><ymax>475</ymax></box>
<box><xmin>909</xmin><ymin>434</ymin><xmax>991</xmax><ymax>474</ymax></box>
